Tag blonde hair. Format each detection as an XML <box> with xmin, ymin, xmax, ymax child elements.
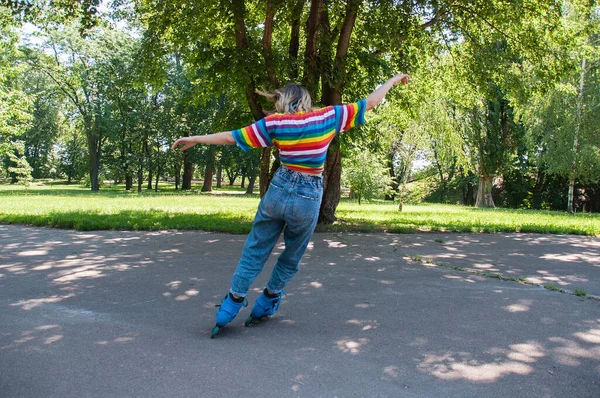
<box><xmin>257</xmin><ymin>84</ymin><xmax>313</xmax><ymax>114</ymax></box>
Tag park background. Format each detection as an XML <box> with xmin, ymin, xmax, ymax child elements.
<box><xmin>1</xmin><ymin>0</ymin><xmax>599</xmax><ymax>234</ymax></box>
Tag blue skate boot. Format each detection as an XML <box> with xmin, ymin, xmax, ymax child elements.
<box><xmin>211</xmin><ymin>293</ymin><xmax>247</xmax><ymax>338</ymax></box>
<box><xmin>244</xmin><ymin>289</ymin><xmax>286</xmax><ymax>327</ymax></box>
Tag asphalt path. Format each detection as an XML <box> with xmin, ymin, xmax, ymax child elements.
<box><xmin>1</xmin><ymin>225</ymin><xmax>599</xmax><ymax>397</ymax></box>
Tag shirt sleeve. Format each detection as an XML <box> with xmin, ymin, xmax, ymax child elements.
<box><xmin>334</xmin><ymin>99</ymin><xmax>367</xmax><ymax>134</ymax></box>
<box><xmin>231</xmin><ymin>118</ymin><xmax>273</xmax><ymax>152</ymax></box>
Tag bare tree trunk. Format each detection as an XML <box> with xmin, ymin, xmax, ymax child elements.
<box><xmin>531</xmin><ymin>168</ymin><xmax>544</xmax><ymax>209</ymax></box>
<box><xmin>154</xmin><ymin>142</ymin><xmax>161</xmax><ymax>192</ymax></box>
<box><xmin>259</xmin><ymin>147</ymin><xmax>271</xmax><ymax>197</ymax></box>
<box><xmin>288</xmin><ymin>0</ymin><xmax>304</xmax><ymax>80</ymax></box>
<box><xmin>302</xmin><ymin>0</ymin><xmax>323</xmax><ymax>96</ymax></box>
<box><xmin>145</xmin><ymin>140</ymin><xmax>153</xmax><ymax>190</ymax></box>
<box><xmin>317</xmin><ymin>0</ymin><xmax>359</xmax><ymax>224</ymax></box>
<box><xmin>262</xmin><ymin>0</ymin><xmax>279</xmax><ymax>88</ymax></box>
<box><xmin>137</xmin><ymin>140</ymin><xmax>144</xmax><ymax>193</ymax></box>
<box><xmin>319</xmin><ymin>139</ymin><xmax>342</xmax><ymax>223</ymax></box>
<box><xmin>246</xmin><ymin>167</ymin><xmax>257</xmax><ymax>194</ymax></box>
<box><xmin>465</xmin><ymin>181</ymin><xmax>475</xmax><ymax>206</ymax></box>
<box><xmin>175</xmin><ymin>160</ymin><xmax>181</xmax><ymax>191</ymax></box>
<box><xmin>137</xmin><ymin>163</ymin><xmax>143</xmax><ymax>193</ymax></box>
<box><xmin>385</xmin><ymin>153</ymin><xmax>396</xmax><ymax>201</ymax></box>
<box><xmin>182</xmin><ymin>151</ymin><xmax>193</xmax><ymax>190</ymax></box>
<box><xmin>475</xmin><ymin>174</ymin><xmax>495</xmax><ymax>208</ymax></box>
<box><xmin>216</xmin><ymin>164</ymin><xmax>222</xmax><ymax>188</ymax></box>
<box><xmin>86</xmin><ymin>118</ymin><xmax>101</xmax><ymax>191</ymax></box>
<box><xmin>568</xmin><ymin>57</ymin><xmax>586</xmax><ymax>214</ymax></box>
<box><xmin>202</xmin><ymin>149</ymin><xmax>214</xmax><ymax>192</ymax></box>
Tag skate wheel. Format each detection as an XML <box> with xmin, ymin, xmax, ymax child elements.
<box><xmin>244</xmin><ymin>315</ymin><xmax>257</xmax><ymax>327</ymax></box>
<box><xmin>210</xmin><ymin>325</ymin><xmax>221</xmax><ymax>339</ymax></box>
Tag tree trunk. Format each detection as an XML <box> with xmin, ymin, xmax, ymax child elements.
<box><xmin>216</xmin><ymin>164</ymin><xmax>222</xmax><ymax>188</ymax></box>
<box><xmin>154</xmin><ymin>142</ymin><xmax>161</xmax><ymax>192</ymax></box>
<box><xmin>316</xmin><ymin>0</ymin><xmax>359</xmax><ymax>224</ymax></box>
<box><xmin>319</xmin><ymin>138</ymin><xmax>342</xmax><ymax>224</ymax></box>
<box><xmin>568</xmin><ymin>57</ymin><xmax>586</xmax><ymax>214</ymax></box>
<box><xmin>137</xmin><ymin>140</ymin><xmax>144</xmax><ymax>193</ymax></box>
<box><xmin>125</xmin><ymin>174</ymin><xmax>132</xmax><ymax>190</ymax></box>
<box><xmin>475</xmin><ymin>174</ymin><xmax>495</xmax><ymax>208</ymax></box>
<box><xmin>227</xmin><ymin>168</ymin><xmax>236</xmax><ymax>185</ymax></box>
<box><xmin>231</xmin><ymin>0</ymin><xmax>267</xmax><ymax>196</ymax></box>
<box><xmin>231</xmin><ymin>0</ymin><xmax>264</xmax><ymax>121</ymax></box>
<box><xmin>328</xmin><ymin>0</ymin><xmax>360</xmax><ymax>103</ymax></box>
<box><xmin>262</xmin><ymin>0</ymin><xmax>279</xmax><ymax>87</ymax></box>
<box><xmin>137</xmin><ymin>162</ymin><xmax>143</xmax><ymax>193</ymax></box>
<box><xmin>531</xmin><ymin>168</ymin><xmax>544</xmax><ymax>209</ymax></box>
<box><xmin>202</xmin><ymin>148</ymin><xmax>214</xmax><ymax>192</ymax></box>
<box><xmin>175</xmin><ymin>164</ymin><xmax>180</xmax><ymax>191</ymax></box>
<box><xmin>385</xmin><ymin>154</ymin><xmax>396</xmax><ymax>201</ymax></box>
<box><xmin>269</xmin><ymin>149</ymin><xmax>281</xmax><ymax>179</ymax></box>
<box><xmin>246</xmin><ymin>167</ymin><xmax>257</xmax><ymax>194</ymax></box>
<box><xmin>145</xmin><ymin>139</ymin><xmax>152</xmax><ymax>190</ymax></box>
<box><xmin>288</xmin><ymin>0</ymin><xmax>304</xmax><ymax>80</ymax></box>
<box><xmin>86</xmin><ymin>125</ymin><xmax>101</xmax><ymax>191</ymax></box>
<box><xmin>465</xmin><ymin>180</ymin><xmax>475</xmax><ymax>206</ymax></box>
<box><xmin>302</xmin><ymin>0</ymin><xmax>322</xmax><ymax>96</ymax></box>
<box><xmin>202</xmin><ymin>164</ymin><xmax>214</xmax><ymax>192</ymax></box>
<box><xmin>182</xmin><ymin>151</ymin><xmax>193</xmax><ymax>190</ymax></box>
<box><xmin>259</xmin><ymin>147</ymin><xmax>272</xmax><ymax>197</ymax></box>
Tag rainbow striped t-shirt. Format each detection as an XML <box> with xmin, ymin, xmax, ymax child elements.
<box><xmin>232</xmin><ymin>99</ymin><xmax>366</xmax><ymax>175</ymax></box>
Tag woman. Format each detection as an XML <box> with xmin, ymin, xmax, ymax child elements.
<box><xmin>172</xmin><ymin>73</ymin><xmax>409</xmax><ymax>338</ymax></box>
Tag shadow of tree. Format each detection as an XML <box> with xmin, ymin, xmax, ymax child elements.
<box><xmin>1</xmin><ymin>225</ymin><xmax>599</xmax><ymax>397</ymax></box>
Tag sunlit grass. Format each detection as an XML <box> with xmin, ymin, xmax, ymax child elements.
<box><xmin>1</xmin><ymin>182</ymin><xmax>598</xmax><ymax>235</ymax></box>
<box><xmin>334</xmin><ymin>201</ymin><xmax>600</xmax><ymax>235</ymax></box>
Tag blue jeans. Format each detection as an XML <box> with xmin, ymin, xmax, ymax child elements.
<box><xmin>230</xmin><ymin>166</ymin><xmax>323</xmax><ymax>297</ymax></box>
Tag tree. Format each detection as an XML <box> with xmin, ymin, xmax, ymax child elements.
<box><xmin>25</xmin><ymin>24</ymin><xmax>112</xmax><ymax>190</ymax></box>
<box><xmin>55</xmin><ymin>114</ymin><xmax>87</xmax><ymax>183</ymax></box>
<box><xmin>7</xmin><ymin>143</ymin><xmax>33</xmax><ymax>192</ymax></box>
<box><xmin>515</xmin><ymin>0</ymin><xmax>600</xmax><ymax>212</ymax></box>
<box><xmin>20</xmin><ymin>65</ymin><xmax>63</xmax><ymax>178</ymax></box>
<box><xmin>0</xmin><ymin>6</ymin><xmax>32</xmax><ymax>173</ymax></box>
<box><xmin>343</xmin><ymin>147</ymin><xmax>392</xmax><ymax>204</ymax></box>
<box><xmin>133</xmin><ymin>0</ymin><xmax>565</xmax><ymax>221</ymax></box>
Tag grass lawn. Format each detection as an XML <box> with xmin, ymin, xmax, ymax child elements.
<box><xmin>1</xmin><ymin>182</ymin><xmax>598</xmax><ymax>235</ymax></box>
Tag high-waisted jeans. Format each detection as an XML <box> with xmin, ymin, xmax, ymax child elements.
<box><xmin>230</xmin><ymin>166</ymin><xmax>323</xmax><ymax>297</ymax></box>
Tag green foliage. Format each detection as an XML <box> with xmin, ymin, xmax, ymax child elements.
<box><xmin>4</xmin><ymin>0</ymin><xmax>600</xmax><ymax>218</ymax></box>
<box><xmin>0</xmin><ymin>7</ymin><xmax>33</xmax><ymax>167</ymax></box>
<box><xmin>403</xmin><ymin>173</ymin><xmax>438</xmax><ymax>204</ymax></box>
<box><xmin>343</xmin><ymin>148</ymin><xmax>393</xmax><ymax>204</ymax></box>
<box><xmin>7</xmin><ymin>146</ymin><xmax>33</xmax><ymax>193</ymax></box>
<box><xmin>54</xmin><ymin>120</ymin><xmax>87</xmax><ymax>182</ymax></box>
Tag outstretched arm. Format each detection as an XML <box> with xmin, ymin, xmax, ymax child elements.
<box><xmin>171</xmin><ymin>131</ymin><xmax>236</xmax><ymax>151</ymax></box>
<box><xmin>366</xmin><ymin>73</ymin><xmax>409</xmax><ymax>111</ymax></box>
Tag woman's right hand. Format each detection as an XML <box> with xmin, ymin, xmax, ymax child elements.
<box><xmin>391</xmin><ymin>73</ymin><xmax>409</xmax><ymax>86</ymax></box>
<box><xmin>171</xmin><ymin>137</ymin><xmax>197</xmax><ymax>151</ymax></box>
